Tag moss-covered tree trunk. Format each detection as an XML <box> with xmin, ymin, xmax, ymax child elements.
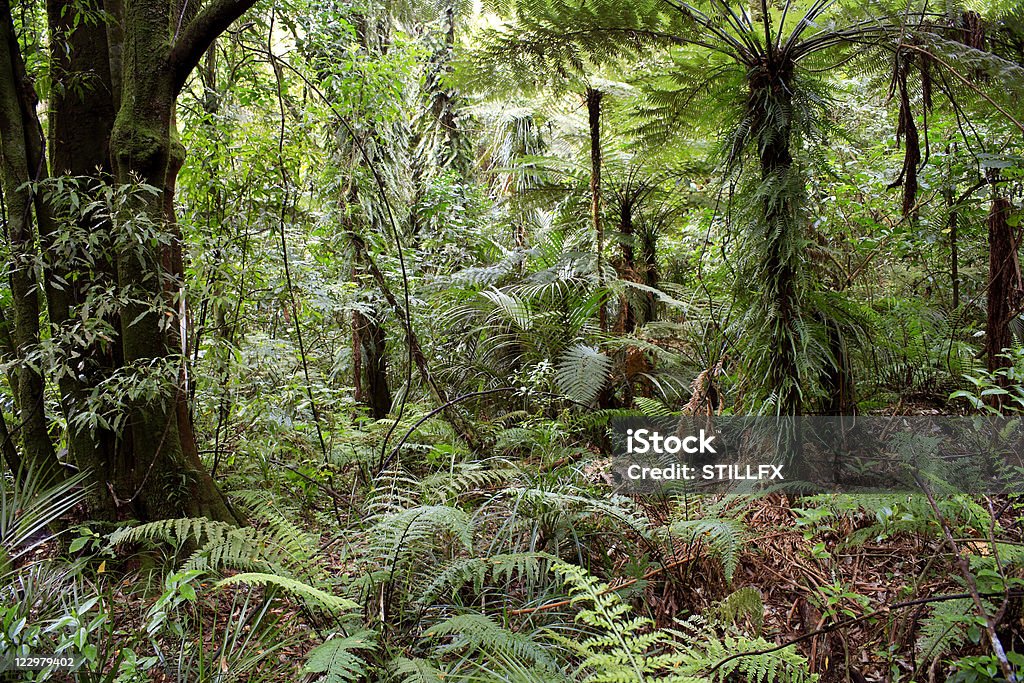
<box><xmin>44</xmin><ymin>0</ymin><xmax>122</xmax><ymax>509</ymax></box>
<box><xmin>0</xmin><ymin>0</ymin><xmax>63</xmax><ymax>482</ymax></box>
<box><xmin>100</xmin><ymin>0</ymin><xmax>251</xmax><ymax>522</ymax></box>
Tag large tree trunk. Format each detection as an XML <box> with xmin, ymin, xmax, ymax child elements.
<box><xmin>103</xmin><ymin>0</ymin><xmax>241</xmax><ymax>522</ymax></box>
<box><xmin>0</xmin><ymin>1</ymin><xmax>62</xmax><ymax>481</ymax></box>
<box><xmin>2</xmin><ymin>0</ymin><xmax>254</xmax><ymax>519</ymax></box>
<box><xmin>44</xmin><ymin>0</ymin><xmax>122</xmax><ymax>510</ymax></box>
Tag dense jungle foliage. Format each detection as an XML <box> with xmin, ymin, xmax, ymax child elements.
<box><xmin>2</xmin><ymin>0</ymin><xmax>1024</xmax><ymax>680</ymax></box>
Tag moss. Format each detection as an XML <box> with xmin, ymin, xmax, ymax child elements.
<box><xmin>110</xmin><ymin>117</ymin><xmax>169</xmax><ymax>181</ymax></box>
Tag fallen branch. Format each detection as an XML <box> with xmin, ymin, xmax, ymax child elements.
<box><xmin>708</xmin><ymin>589</ymin><xmax>1024</xmax><ymax>677</ymax></box>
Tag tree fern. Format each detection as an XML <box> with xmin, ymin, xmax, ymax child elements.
<box><xmin>555</xmin><ymin>344</ymin><xmax>612</xmax><ymax>405</ymax></box>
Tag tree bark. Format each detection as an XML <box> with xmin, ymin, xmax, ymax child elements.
<box><xmin>44</xmin><ymin>0</ymin><xmax>123</xmax><ymax>512</ymax></box>
<box><xmin>352</xmin><ymin>305</ymin><xmax>392</xmax><ymax>419</ymax></box>
<box><xmin>0</xmin><ymin>1</ymin><xmax>62</xmax><ymax>482</ymax></box>
<box><xmin>985</xmin><ymin>180</ymin><xmax>1020</xmax><ymax>402</ymax></box>
<box><xmin>586</xmin><ymin>88</ymin><xmax>606</xmax><ymax>332</ymax></box>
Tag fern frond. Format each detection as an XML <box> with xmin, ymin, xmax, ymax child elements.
<box><xmin>387</xmin><ymin>656</ymin><xmax>446</xmax><ymax>683</ymax></box>
<box><xmin>555</xmin><ymin>344</ymin><xmax>612</xmax><ymax>405</ymax></box>
<box><xmin>712</xmin><ymin>586</ymin><xmax>764</xmax><ymax>636</ymax></box>
<box><xmin>303</xmin><ymin>631</ymin><xmax>376</xmax><ymax>683</ymax></box>
<box><xmin>215</xmin><ymin>573</ymin><xmax>358</xmax><ymax>614</ymax></box>
<box><xmin>917</xmin><ymin>598</ymin><xmax>973</xmax><ymax>661</ymax></box>
<box><xmin>658</xmin><ymin>517</ymin><xmax>746</xmax><ymax>581</ymax></box>
<box><xmin>416</xmin><ymin>551</ymin><xmax>555</xmax><ymax>604</ymax></box>
<box><xmin>551</xmin><ymin>561</ymin><xmax>692</xmax><ymax>682</ymax></box>
<box><xmin>426</xmin><ymin>613</ymin><xmax>562</xmax><ymax>674</ymax></box>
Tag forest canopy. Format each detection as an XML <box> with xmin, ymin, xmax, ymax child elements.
<box><xmin>2</xmin><ymin>0</ymin><xmax>1024</xmax><ymax>680</ymax></box>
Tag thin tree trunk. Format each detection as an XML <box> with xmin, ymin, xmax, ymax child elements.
<box><xmin>891</xmin><ymin>55</ymin><xmax>921</xmax><ymax>219</ymax></box>
<box><xmin>586</xmin><ymin>88</ymin><xmax>606</xmax><ymax>332</ymax></box>
<box><xmin>618</xmin><ymin>200</ymin><xmax>636</xmax><ymax>334</ymax></box>
<box><xmin>640</xmin><ymin>225</ymin><xmax>658</xmax><ymax>324</ymax></box>
<box><xmin>352</xmin><ymin>246</ymin><xmax>392</xmax><ymax>420</ymax></box>
<box><xmin>349</xmin><ymin>232</ymin><xmax>481</xmax><ymax>451</ymax></box>
<box><xmin>352</xmin><ymin>306</ymin><xmax>392</xmax><ymax>419</ymax></box>
<box><xmin>943</xmin><ymin>154</ymin><xmax>960</xmax><ymax>310</ymax></box>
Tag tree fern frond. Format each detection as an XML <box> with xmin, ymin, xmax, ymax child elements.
<box><xmin>555</xmin><ymin>344</ymin><xmax>612</xmax><ymax>405</ymax></box>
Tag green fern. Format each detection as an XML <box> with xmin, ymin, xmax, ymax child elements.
<box><xmin>425</xmin><ymin>612</ymin><xmax>564</xmax><ymax>676</ymax></box>
<box><xmin>916</xmin><ymin>598</ymin><xmax>974</xmax><ymax>662</ymax></box>
<box><xmin>712</xmin><ymin>587</ymin><xmax>765</xmax><ymax>636</ymax></box>
<box><xmin>416</xmin><ymin>551</ymin><xmax>555</xmax><ymax>605</ymax></box>
<box><xmin>690</xmin><ymin>621</ymin><xmax>813</xmax><ymax>683</ymax></box>
<box><xmin>556</xmin><ymin>344</ymin><xmax>612</xmax><ymax>405</ymax></box>
<box><xmin>216</xmin><ymin>573</ymin><xmax>358</xmax><ymax>614</ymax></box>
<box><xmin>550</xmin><ymin>561</ymin><xmax>693</xmax><ymax>683</ymax></box>
<box><xmin>657</xmin><ymin>517</ymin><xmax>746</xmax><ymax>581</ymax></box>
<box><xmin>304</xmin><ymin>631</ymin><xmax>376</xmax><ymax>683</ymax></box>
<box><xmin>386</xmin><ymin>656</ymin><xmax>446</xmax><ymax>683</ymax></box>
<box><xmin>107</xmin><ymin>515</ymin><xmax>315</xmax><ymax>576</ymax></box>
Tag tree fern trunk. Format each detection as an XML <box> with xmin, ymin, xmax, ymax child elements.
<box><xmin>618</xmin><ymin>200</ymin><xmax>636</xmax><ymax>334</ymax></box>
<box><xmin>586</xmin><ymin>88</ymin><xmax>606</xmax><ymax>333</ymax></box>
<box><xmin>352</xmin><ymin>297</ymin><xmax>392</xmax><ymax>419</ymax></box>
<box><xmin>985</xmin><ymin>177</ymin><xmax>1020</xmax><ymax>407</ymax></box>
<box><xmin>753</xmin><ymin>67</ymin><xmax>801</xmax><ymax>417</ymax></box>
